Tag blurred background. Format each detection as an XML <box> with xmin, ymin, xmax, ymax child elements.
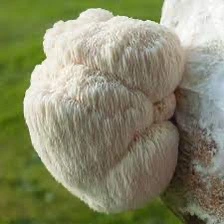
<box><xmin>0</xmin><ymin>0</ymin><xmax>182</xmax><ymax>223</ymax></box>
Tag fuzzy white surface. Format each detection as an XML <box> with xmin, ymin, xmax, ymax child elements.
<box><xmin>24</xmin><ymin>8</ymin><xmax>184</xmax><ymax>213</ymax></box>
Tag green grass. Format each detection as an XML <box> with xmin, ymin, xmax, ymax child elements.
<box><xmin>0</xmin><ymin>0</ymin><xmax>182</xmax><ymax>223</ymax></box>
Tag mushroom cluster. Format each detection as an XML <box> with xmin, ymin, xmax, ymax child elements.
<box><xmin>24</xmin><ymin>9</ymin><xmax>184</xmax><ymax>213</ymax></box>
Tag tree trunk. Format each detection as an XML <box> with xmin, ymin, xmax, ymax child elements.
<box><xmin>185</xmin><ymin>215</ymin><xmax>206</xmax><ymax>224</ymax></box>
<box><xmin>160</xmin><ymin>1</ymin><xmax>224</xmax><ymax>224</ymax></box>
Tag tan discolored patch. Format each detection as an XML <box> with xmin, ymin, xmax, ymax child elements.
<box><xmin>154</xmin><ymin>100</ymin><xmax>165</xmax><ymax>112</ymax></box>
<box><xmin>181</xmin><ymin>128</ymin><xmax>218</xmax><ymax>167</ymax></box>
<box><xmin>163</xmin><ymin>126</ymin><xmax>224</xmax><ymax>224</ymax></box>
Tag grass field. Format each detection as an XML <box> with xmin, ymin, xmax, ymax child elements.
<box><xmin>0</xmin><ymin>0</ymin><xmax>182</xmax><ymax>223</ymax></box>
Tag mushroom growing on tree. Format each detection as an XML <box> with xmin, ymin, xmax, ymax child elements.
<box><xmin>161</xmin><ymin>0</ymin><xmax>224</xmax><ymax>224</ymax></box>
<box><xmin>24</xmin><ymin>9</ymin><xmax>184</xmax><ymax>213</ymax></box>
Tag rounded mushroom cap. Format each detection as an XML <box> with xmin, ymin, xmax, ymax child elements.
<box><xmin>24</xmin><ymin>8</ymin><xmax>184</xmax><ymax>213</ymax></box>
<box><xmin>78</xmin><ymin>8</ymin><xmax>113</xmax><ymax>22</ymax></box>
<box><xmin>43</xmin><ymin>8</ymin><xmax>184</xmax><ymax>102</ymax></box>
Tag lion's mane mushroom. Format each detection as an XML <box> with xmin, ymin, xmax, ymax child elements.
<box><xmin>161</xmin><ymin>0</ymin><xmax>224</xmax><ymax>223</ymax></box>
<box><xmin>24</xmin><ymin>8</ymin><xmax>184</xmax><ymax>213</ymax></box>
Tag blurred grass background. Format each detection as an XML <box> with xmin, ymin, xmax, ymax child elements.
<box><xmin>0</xmin><ymin>0</ymin><xmax>182</xmax><ymax>223</ymax></box>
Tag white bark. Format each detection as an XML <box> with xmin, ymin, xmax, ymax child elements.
<box><xmin>161</xmin><ymin>1</ymin><xmax>224</xmax><ymax>223</ymax></box>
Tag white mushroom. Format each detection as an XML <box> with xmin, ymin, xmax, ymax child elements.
<box><xmin>161</xmin><ymin>1</ymin><xmax>224</xmax><ymax>223</ymax></box>
<box><xmin>24</xmin><ymin>8</ymin><xmax>184</xmax><ymax>213</ymax></box>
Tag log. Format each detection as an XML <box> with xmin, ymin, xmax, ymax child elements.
<box><xmin>160</xmin><ymin>1</ymin><xmax>224</xmax><ymax>224</ymax></box>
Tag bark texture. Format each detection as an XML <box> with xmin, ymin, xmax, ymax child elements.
<box><xmin>161</xmin><ymin>1</ymin><xmax>224</xmax><ymax>224</ymax></box>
